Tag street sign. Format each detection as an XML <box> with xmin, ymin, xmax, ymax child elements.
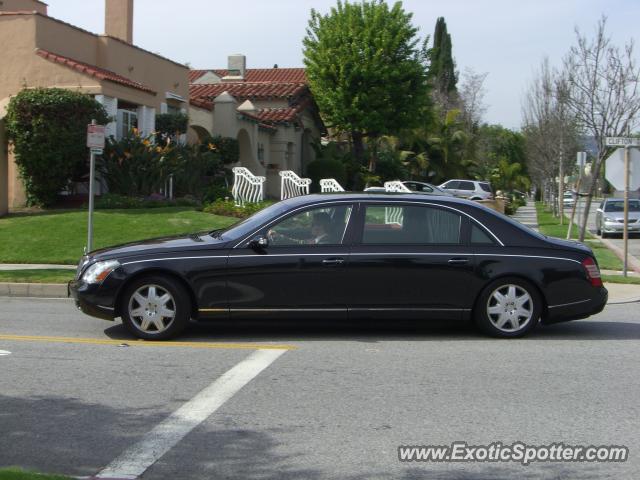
<box><xmin>606</xmin><ymin>137</ymin><xmax>640</xmax><ymax>147</ymax></box>
<box><xmin>605</xmin><ymin>148</ymin><xmax>640</xmax><ymax>190</ymax></box>
<box><xmin>87</xmin><ymin>124</ymin><xmax>106</xmax><ymax>149</ymax></box>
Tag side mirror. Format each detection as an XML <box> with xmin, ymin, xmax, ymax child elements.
<box><xmin>249</xmin><ymin>235</ymin><xmax>269</xmax><ymax>250</ymax></box>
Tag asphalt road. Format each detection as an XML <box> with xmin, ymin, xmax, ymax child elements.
<box><xmin>1</xmin><ymin>297</ymin><xmax>639</xmax><ymax>479</ymax></box>
<box><xmin>569</xmin><ymin>199</ymin><xmax>640</xmax><ymax>260</ymax></box>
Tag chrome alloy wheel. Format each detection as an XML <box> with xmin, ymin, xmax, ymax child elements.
<box><xmin>486</xmin><ymin>284</ymin><xmax>533</xmax><ymax>333</ymax></box>
<box><xmin>128</xmin><ymin>284</ymin><xmax>176</xmax><ymax>334</ymax></box>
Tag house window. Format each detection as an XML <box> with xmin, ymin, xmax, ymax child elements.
<box><xmin>167</xmin><ymin>104</ymin><xmax>182</xmax><ymax>115</ymax></box>
<box><xmin>258</xmin><ymin>143</ymin><xmax>265</xmax><ymax>164</ymax></box>
<box><xmin>116</xmin><ymin>103</ymin><xmax>139</xmax><ymax>139</ymax></box>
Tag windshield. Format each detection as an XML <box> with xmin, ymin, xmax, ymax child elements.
<box><xmin>216</xmin><ymin>202</ymin><xmax>289</xmax><ymax>240</ymax></box>
<box><xmin>605</xmin><ymin>200</ymin><xmax>640</xmax><ymax>212</ymax></box>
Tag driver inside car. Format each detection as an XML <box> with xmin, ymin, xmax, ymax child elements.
<box><xmin>268</xmin><ymin>212</ymin><xmax>335</xmax><ymax>245</ymax></box>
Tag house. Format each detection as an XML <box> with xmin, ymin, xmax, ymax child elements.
<box><xmin>0</xmin><ymin>0</ymin><xmax>189</xmax><ymax>212</ymax></box>
<box><xmin>188</xmin><ymin>55</ymin><xmax>326</xmax><ymax>198</ymax></box>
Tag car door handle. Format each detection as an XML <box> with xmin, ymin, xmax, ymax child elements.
<box><xmin>322</xmin><ymin>257</ymin><xmax>345</xmax><ymax>266</ymax></box>
<box><xmin>448</xmin><ymin>257</ymin><xmax>469</xmax><ymax>265</ymax></box>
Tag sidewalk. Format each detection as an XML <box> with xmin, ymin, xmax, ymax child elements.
<box><xmin>510</xmin><ymin>201</ymin><xmax>539</xmax><ymax>231</ymax></box>
<box><xmin>0</xmin><ymin>263</ymin><xmax>75</xmax><ymax>271</ymax></box>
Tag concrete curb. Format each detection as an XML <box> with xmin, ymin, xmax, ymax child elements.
<box><xmin>599</xmin><ymin>237</ymin><xmax>640</xmax><ymax>274</ymax></box>
<box><xmin>0</xmin><ymin>282</ymin><xmax>68</xmax><ymax>298</ymax></box>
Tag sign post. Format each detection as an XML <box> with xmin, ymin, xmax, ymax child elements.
<box><xmin>567</xmin><ymin>152</ymin><xmax>586</xmax><ymax>240</ymax></box>
<box><xmin>86</xmin><ymin>121</ymin><xmax>106</xmax><ymax>253</ymax></box>
<box><xmin>605</xmin><ymin>137</ymin><xmax>640</xmax><ymax>277</ymax></box>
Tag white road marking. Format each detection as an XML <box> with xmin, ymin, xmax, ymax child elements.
<box><xmin>0</xmin><ymin>350</ymin><xmax>11</xmax><ymax>356</ymax></box>
<box><xmin>95</xmin><ymin>348</ymin><xmax>287</xmax><ymax>479</ymax></box>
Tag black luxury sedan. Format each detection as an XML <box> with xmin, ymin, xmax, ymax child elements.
<box><xmin>69</xmin><ymin>193</ymin><xmax>608</xmax><ymax>339</ymax></box>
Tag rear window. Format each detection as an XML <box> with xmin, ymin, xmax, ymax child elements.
<box><xmin>479</xmin><ymin>183</ymin><xmax>492</xmax><ymax>193</ymax></box>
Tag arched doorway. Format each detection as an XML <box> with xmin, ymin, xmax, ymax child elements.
<box><xmin>187</xmin><ymin>125</ymin><xmax>210</xmax><ymax>145</ymax></box>
<box><xmin>237</xmin><ymin>128</ymin><xmax>262</xmax><ymax>173</ymax></box>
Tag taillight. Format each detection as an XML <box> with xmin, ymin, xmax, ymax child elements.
<box><xmin>582</xmin><ymin>257</ymin><xmax>603</xmax><ymax>287</ymax></box>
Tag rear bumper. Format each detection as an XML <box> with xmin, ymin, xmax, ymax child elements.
<box><xmin>543</xmin><ymin>286</ymin><xmax>608</xmax><ymax>324</ymax></box>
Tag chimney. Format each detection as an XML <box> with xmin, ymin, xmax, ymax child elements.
<box><xmin>105</xmin><ymin>0</ymin><xmax>134</xmax><ymax>44</ymax></box>
<box><xmin>222</xmin><ymin>54</ymin><xmax>246</xmax><ymax>82</ymax></box>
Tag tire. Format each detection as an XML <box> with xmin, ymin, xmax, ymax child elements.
<box><xmin>120</xmin><ymin>274</ymin><xmax>191</xmax><ymax>340</ymax></box>
<box><xmin>474</xmin><ymin>277</ymin><xmax>541</xmax><ymax>338</ymax></box>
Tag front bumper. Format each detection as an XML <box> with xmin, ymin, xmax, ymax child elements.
<box><xmin>68</xmin><ymin>279</ymin><xmax>118</xmax><ymax>321</ymax></box>
<box><xmin>603</xmin><ymin>222</ymin><xmax>640</xmax><ymax>232</ymax></box>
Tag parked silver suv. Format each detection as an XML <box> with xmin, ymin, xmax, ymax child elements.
<box><xmin>438</xmin><ymin>179</ymin><xmax>494</xmax><ymax>200</ymax></box>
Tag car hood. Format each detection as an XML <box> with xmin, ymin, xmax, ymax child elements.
<box><xmin>603</xmin><ymin>211</ymin><xmax>640</xmax><ymax>220</ymax></box>
<box><xmin>88</xmin><ymin>232</ymin><xmax>229</xmax><ymax>262</ymax></box>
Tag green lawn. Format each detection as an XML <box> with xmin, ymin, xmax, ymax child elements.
<box><xmin>0</xmin><ymin>269</ymin><xmax>75</xmax><ymax>283</ymax></box>
<box><xmin>0</xmin><ymin>207</ymin><xmax>237</xmax><ymax>265</ymax></box>
<box><xmin>602</xmin><ymin>274</ymin><xmax>640</xmax><ymax>285</ymax></box>
<box><xmin>535</xmin><ymin>202</ymin><xmax>623</xmax><ymax>271</ymax></box>
<box><xmin>0</xmin><ymin>468</ymin><xmax>72</xmax><ymax>480</ymax></box>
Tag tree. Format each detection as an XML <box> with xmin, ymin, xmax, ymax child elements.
<box><xmin>522</xmin><ymin>59</ymin><xmax>579</xmax><ymax>209</ymax></box>
<box><xmin>563</xmin><ymin>16</ymin><xmax>640</xmax><ymax>241</ymax></box>
<box><xmin>303</xmin><ymin>0</ymin><xmax>429</xmax><ymax>172</ymax></box>
<box><xmin>5</xmin><ymin>88</ymin><xmax>108</xmax><ymax>206</ymax></box>
<box><xmin>459</xmin><ymin>67</ymin><xmax>488</xmax><ymax>131</ymax></box>
<box><xmin>429</xmin><ymin>17</ymin><xmax>458</xmax><ymax>112</ymax></box>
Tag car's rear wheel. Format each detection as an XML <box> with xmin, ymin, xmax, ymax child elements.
<box><xmin>474</xmin><ymin>278</ymin><xmax>541</xmax><ymax>338</ymax></box>
<box><xmin>121</xmin><ymin>275</ymin><xmax>191</xmax><ymax>340</ymax></box>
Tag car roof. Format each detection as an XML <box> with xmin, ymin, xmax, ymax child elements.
<box><xmin>281</xmin><ymin>192</ymin><xmax>479</xmax><ymax>208</ymax></box>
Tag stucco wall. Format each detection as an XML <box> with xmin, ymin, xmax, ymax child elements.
<box><xmin>97</xmin><ymin>36</ymin><xmax>189</xmax><ymax>110</ymax></box>
<box><xmin>0</xmin><ymin>14</ymin><xmax>189</xmax><ymax>112</ymax></box>
<box><xmin>0</xmin><ymin>0</ymin><xmax>47</xmax><ymax>15</ymax></box>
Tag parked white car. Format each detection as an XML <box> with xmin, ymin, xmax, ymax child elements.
<box><xmin>438</xmin><ymin>179</ymin><xmax>494</xmax><ymax>200</ymax></box>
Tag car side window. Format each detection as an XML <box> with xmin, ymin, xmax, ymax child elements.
<box><xmin>443</xmin><ymin>181</ymin><xmax>458</xmax><ymax>189</ymax></box>
<box><xmin>458</xmin><ymin>181</ymin><xmax>475</xmax><ymax>191</ymax></box>
<box><xmin>470</xmin><ymin>223</ymin><xmax>495</xmax><ymax>245</ymax></box>
<box><xmin>362</xmin><ymin>205</ymin><xmax>461</xmax><ymax>245</ymax></box>
<box><xmin>266</xmin><ymin>205</ymin><xmax>353</xmax><ymax>246</ymax></box>
<box><xmin>421</xmin><ymin>185</ymin><xmax>434</xmax><ymax>193</ymax></box>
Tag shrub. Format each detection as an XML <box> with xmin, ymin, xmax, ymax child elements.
<box><xmin>99</xmin><ymin>133</ymin><xmax>239</xmax><ymax>200</ymax></box>
<box><xmin>203</xmin><ymin>199</ymin><xmax>272</xmax><ymax>218</ymax></box>
<box><xmin>99</xmin><ymin>133</ymin><xmax>171</xmax><ymax>196</ymax></box>
<box><xmin>202</xmin><ymin>184</ymin><xmax>232</xmax><ymax>204</ymax></box>
<box><xmin>92</xmin><ymin>193</ymin><xmax>199</xmax><ymax>210</ymax></box>
<box><xmin>5</xmin><ymin>88</ymin><xmax>109</xmax><ymax>206</ymax></box>
<box><xmin>155</xmin><ymin>112</ymin><xmax>189</xmax><ymax>140</ymax></box>
<box><xmin>306</xmin><ymin>158</ymin><xmax>347</xmax><ymax>192</ymax></box>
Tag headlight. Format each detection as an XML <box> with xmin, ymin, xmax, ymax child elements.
<box><xmin>604</xmin><ymin>217</ymin><xmax>615</xmax><ymax>222</ymax></box>
<box><xmin>81</xmin><ymin>260</ymin><xmax>120</xmax><ymax>284</ymax></box>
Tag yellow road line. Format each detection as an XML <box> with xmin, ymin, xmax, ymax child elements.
<box><xmin>0</xmin><ymin>334</ymin><xmax>297</xmax><ymax>351</ymax></box>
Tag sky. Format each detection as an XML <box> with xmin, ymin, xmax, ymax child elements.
<box><xmin>44</xmin><ymin>0</ymin><xmax>640</xmax><ymax>130</ymax></box>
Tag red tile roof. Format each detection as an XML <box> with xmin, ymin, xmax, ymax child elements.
<box><xmin>189</xmin><ymin>82</ymin><xmax>307</xmax><ymax>102</ymax></box>
<box><xmin>36</xmin><ymin>49</ymin><xmax>156</xmax><ymax>94</ymax></box>
<box><xmin>189</xmin><ymin>68</ymin><xmax>306</xmax><ymax>84</ymax></box>
<box><xmin>189</xmin><ymin>97</ymin><xmax>213</xmax><ymax>111</ymax></box>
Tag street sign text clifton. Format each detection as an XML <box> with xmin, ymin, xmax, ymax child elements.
<box><xmin>606</xmin><ymin>137</ymin><xmax>640</xmax><ymax>147</ymax></box>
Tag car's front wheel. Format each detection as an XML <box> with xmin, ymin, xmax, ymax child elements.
<box><xmin>121</xmin><ymin>275</ymin><xmax>191</xmax><ymax>340</ymax></box>
<box><xmin>474</xmin><ymin>278</ymin><xmax>541</xmax><ymax>338</ymax></box>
